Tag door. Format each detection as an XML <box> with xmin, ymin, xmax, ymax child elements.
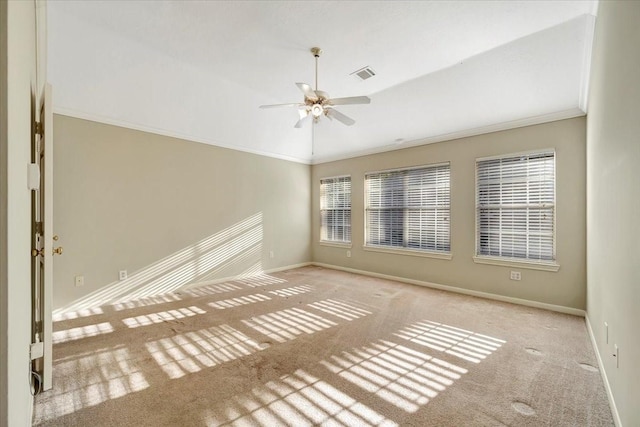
<box><xmin>31</xmin><ymin>83</ymin><xmax>55</xmax><ymax>391</ymax></box>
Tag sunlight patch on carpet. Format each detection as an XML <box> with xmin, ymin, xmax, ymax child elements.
<box><xmin>269</xmin><ymin>284</ymin><xmax>315</xmax><ymax>297</ymax></box>
<box><xmin>52</xmin><ymin>322</ymin><xmax>114</xmax><ymax>344</ymax></box>
<box><xmin>111</xmin><ymin>293</ymin><xmax>183</xmax><ymax>311</ymax></box>
<box><xmin>52</xmin><ymin>306</ymin><xmax>104</xmax><ymax>322</ymax></box>
<box><xmin>394</xmin><ymin>320</ymin><xmax>505</xmax><ymax>363</ymax></box>
<box><xmin>34</xmin><ymin>346</ymin><xmax>149</xmax><ymax>422</ymax></box>
<box><xmin>180</xmin><ymin>282</ymin><xmax>244</xmax><ymax>298</ymax></box>
<box><xmin>242</xmin><ymin>308</ymin><xmax>337</xmax><ymax>343</ymax></box>
<box><xmin>122</xmin><ymin>306</ymin><xmax>206</xmax><ymax>328</ymax></box>
<box><xmin>208</xmin><ymin>293</ymin><xmax>271</xmax><ymax>310</ymax></box>
<box><xmin>234</xmin><ymin>272</ymin><xmax>287</xmax><ymax>288</ymax></box>
<box><xmin>307</xmin><ymin>299</ymin><xmax>373</xmax><ymax>321</ymax></box>
<box><xmin>321</xmin><ymin>340</ymin><xmax>467</xmax><ymax>413</ymax></box>
<box><xmin>145</xmin><ymin>324</ymin><xmax>263</xmax><ymax>379</ymax></box>
<box><xmin>202</xmin><ymin>369</ymin><xmax>398</xmax><ymax>427</ymax></box>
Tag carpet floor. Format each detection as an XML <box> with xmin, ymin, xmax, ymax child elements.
<box><xmin>34</xmin><ymin>266</ymin><xmax>614</xmax><ymax>426</ymax></box>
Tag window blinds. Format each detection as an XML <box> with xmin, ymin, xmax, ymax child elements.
<box><xmin>365</xmin><ymin>164</ymin><xmax>450</xmax><ymax>252</ymax></box>
<box><xmin>476</xmin><ymin>151</ymin><xmax>555</xmax><ymax>261</ymax></box>
<box><xmin>320</xmin><ymin>176</ymin><xmax>351</xmax><ymax>243</ymax></box>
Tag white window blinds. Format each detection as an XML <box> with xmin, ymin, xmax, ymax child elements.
<box><xmin>365</xmin><ymin>164</ymin><xmax>450</xmax><ymax>252</ymax></box>
<box><xmin>320</xmin><ymin>176</ymin><xmax>351</xmax><ymax>243</ymax></box>
<box><xmin>476</xmin><ymin>151</ymin><xmax>555</xmax><ymax>261</ymax></box>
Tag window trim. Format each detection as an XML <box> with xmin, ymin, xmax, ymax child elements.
<box><xmin>363</xmin><ymin>162</ymin><xmax>452</xmax><ymax>256</ymax></box>
<box><xmin>319</xmin><ymin>241</ymin><xmax>352</xmax><ymax>249</ymax></box>
<box><xmin>474</xmin><ymin>149</ymin><xmax>558</xmax><ymax>269</ymax></box>
<box><xmin>319</xmin><ymin>174</ymin><xmax>352</xmax><ymax>245</ymax></box>
<box><xmin>364</xmin><ymin>244</ymin><xmax>453</xmax><ymax>260</ymax></box>
<box><xmin>472</xmin><ymin>255</ymin><xmax>559</xmax><ymax>272</ymax></box>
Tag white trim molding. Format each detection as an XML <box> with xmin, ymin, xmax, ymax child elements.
<box><xmin>319</xmin><ymin>241</ymin><xmax>352</xmax><ymax>249</ymax></box>
<box><xmin>53</xmin><ymin>108</ymin><xmax>311</xmax><ymax>165</ymax></box>
<box><xmin>473</xmin><ymin>255</ymin><xmax>560</xmax><ymax>272</ymax></box>
<box><xmin>312</xmin><ymin>108</ymin><xmax>586</xmax><ymax>165</ymax></box>
<box><xmin>312</xmin><ymin>262</ymin><xmax>584</xmax><ymax>316</ymax></box>
<box><xmin>585</xmin><ymin>315</ymin><xmax>622</xmax><ymax>427</ymax></box>
<box><xmin>364</xmin><ymin>245</ymin><xmax>452</xmax><ymax>260</ymax></box>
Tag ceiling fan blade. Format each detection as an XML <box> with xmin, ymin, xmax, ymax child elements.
<box><xmin>326</xmin><ymin>108</ymin><xmax>355</xmax><ymax>126</ymax></box>
<box><xmin>328</xmin><ymin>96</ymin><xmax>371</xmax><ymax>106</ymax></box>
<box><xmin>259</xmin><ymin>102</ymin><xmax>302</xmax><ymax>109</ymax></box>
<box><xmin>296</xmin><ymin>83</ymin><xmax>318</xmax><ymax>101</ymax></box>
<box><xmin>294</xmin><ymin>112</ymin><xmax>312</xmax><ymax>128</ymax></box>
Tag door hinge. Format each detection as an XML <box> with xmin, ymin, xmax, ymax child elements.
<box><xmin>34</xmin><ymin>320</ymin><xmax>43</xmax><ymax>335</ymax></box>
<box><xmin>35</xmin><ymin>221</ymin><xmax>43</xmax><ymax>235</ymax></box>
<box><xmin>35</xmin><ymin>121</ymin><xmax>44</xmax><ymax>136</ymax></box>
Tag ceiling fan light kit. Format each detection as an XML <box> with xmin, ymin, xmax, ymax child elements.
<box><xmin>260</xmin><ymin>47</ymin><xmax>371</xmax><ymax>128</ymax></box>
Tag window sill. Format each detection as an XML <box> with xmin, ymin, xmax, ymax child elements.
<box><xmin>472</xmin><ymin>256</ymin><xmax>560</xmax><ymax>272</ymax></box>
<box><xmin>363</xmin><ymin>245</ymin><xmax>452</xmax><ymax>260</ymax></box>
<box><xmin>319</xmin><ymin>241</ymin><xmax>352</xmax><ymax>249</ymax></box>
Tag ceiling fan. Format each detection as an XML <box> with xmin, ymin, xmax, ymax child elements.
<box><xmin>260</xmin><ymin>47</ymin><xmax>371</xmax><ymax>128</ymax></box>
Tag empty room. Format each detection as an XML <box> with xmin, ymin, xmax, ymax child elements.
<box><xmin>1</xmin><ymin>1</ymin><xmax>638</xmax><ymax>426</ymax></box>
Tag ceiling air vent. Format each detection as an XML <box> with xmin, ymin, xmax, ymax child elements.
<box><xmin>350</xmin><ymin>66</ymin><xmax>376</xmax><ymax>81</ymax></box>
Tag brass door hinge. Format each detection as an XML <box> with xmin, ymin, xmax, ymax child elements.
<box><xmin>35</xmin><ymin>221</ymin><xmax>43</xmax><ymax>235</ymax></box>
<box><xmin>35</xmin><ymin>121</ymin><xmax>44</xmax><ymax>136</ymax></box>
<box><xmin>34</xmin><ymin>320</ymin><xmax>43</xmax><ymax>335</ymax></box>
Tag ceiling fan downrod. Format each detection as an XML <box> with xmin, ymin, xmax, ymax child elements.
<box><xmin>311</xmin><ymin>47</ymin><xmax>322</xmax><ymax>91</ymax></box>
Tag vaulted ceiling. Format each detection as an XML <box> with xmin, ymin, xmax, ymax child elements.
<box><xmin>48</xmin><ymin>1</ymin><xmax>597</xmax><ymax>164</ymax></box>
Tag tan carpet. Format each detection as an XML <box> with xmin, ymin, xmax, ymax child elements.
<box><xmin>34</xmin><ymin>266</ymin><xmax>614</xmax><ymax>426</ymax></box>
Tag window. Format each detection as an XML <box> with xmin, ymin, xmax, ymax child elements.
<box><xmin>365</xmin><ymin>164</ymin><xmax>450</xmax><ymax>254</ymax></box>
<box><xmin>476</xmin><ymin>151</ymin><xmax>555</xmax><ymax>263</ymax></box>
<box><xmin>320</xmin><ymin>176</ymin><xmax>351</xmax><ymax>244</ymax></box>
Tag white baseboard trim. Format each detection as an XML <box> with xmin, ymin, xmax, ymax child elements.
<box><xmin>184</xmin><ymin>262</ymin><xmax>313</xmax><ymax>290</ymax></box>
<box><xmin>585</xmin><ymin>315</ymin><xmax>622</xmax><ymax>427</ymax></box>
<box><xmin>311</xmin><ymin>262</ymin><xmax>586</xmax><ymax>316</ymax></box>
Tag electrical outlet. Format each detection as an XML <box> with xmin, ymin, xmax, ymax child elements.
<box><xmin>510</xmin><ymin>271</ymin><xmax>521</xmax><ymax>281</ymax></box>
<box><xmin>119</xmin><ymin>270</ymin><xmax>127</xmax><ymax>280</ymax></box>
<box><xmin>346</xmin><ymin>250</ymin><xmax>351</xmax><ymax>258</ymax></box>
<box><xmin>604</xmin><ymin>322</ymin><xmax>609</xmax><ymax>344</ymax></box>
<box><xmin>74</xmin><ymin>275</ymin><xmax>84</xmax><ymax>287</ymax></box>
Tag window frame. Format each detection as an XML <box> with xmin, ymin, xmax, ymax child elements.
<box><xmin>473</xmin><ymin>149</ymin><xmax>559</xmax><ymax>272</ymax></box>
<box><xmin>363</xmin><ymin>162</ymin><xmax>452</xmax><ymax>260</ymax></box>
<box><xmin>319</xmin><ymin>174</ymin><xmax>352</xmax><ymax>247</ymax></box>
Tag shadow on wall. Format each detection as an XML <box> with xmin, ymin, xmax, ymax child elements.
<box><xmin>54</xmin><ymin>212</ymin><xmax>265</xmax><ymax>316</ymax></box>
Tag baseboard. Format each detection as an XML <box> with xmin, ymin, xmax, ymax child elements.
<box><xmin>184</xmin><ymin>262</ymin><xmax>313</xmax><ymax>290</ymax></box>
<box><xmin>585</xmin><ymin>315</ymin><xmax>622</xmax><ymax>427</ymax></box>
<box><xmin>311</xmin><ymin>262</ymin><xmax>586</xmax><ymax>316</ymax></box>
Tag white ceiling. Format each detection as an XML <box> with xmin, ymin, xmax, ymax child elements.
<box><xmin>48</xmin><ymin>1</ymin><xmax>597</xmax><ymax>164</ymax></box>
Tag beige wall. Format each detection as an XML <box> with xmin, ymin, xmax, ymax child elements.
<box><xmin>312</xmin><ymin>117</ymin><xmax>586</xmax><ymax>310</ymax></box>
<box><xmin>587</xmin><ymin>1</ymin><xmax>640</xmax><ymax>425</ymax></box>
<box><xmin>53</xmin><ymin>115</ymin><xmax>310</xmax><ymax>311</ymax></box>
<box><xmin>1</xmin><ymin>0</ymin><xmax>40</xmax><ymax>425</ymax></box>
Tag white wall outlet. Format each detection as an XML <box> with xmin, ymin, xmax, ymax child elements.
<box><xmin>604</xmin><ymin>322</ymin><xmax>609</xmax><ymax>344</ymax></box>
<box><xmin>269</xmin><ymin>250</ymin><xmax>274</xmax><ymax>259</ymax></box>
<box><xmin>346</xmin><ymin>250</ymin><xmax>351</xmax><ymax>258</ymax></box>
<box><xmin>614</xmin><ymin>344</ymin><xmax>619</xmax><ymax>368</ymax></box>
<box><xmin>510</xmin><ymin>271</ymin><xmax>521</xmax><ymax>281</ymax></box>
<box><xmin>119</xmin><ymin>270</ymin><xmax>127</xmax><ymax>280</ymax></box>
<box><xmin>74</xmin><ymin>275</ymin><xmax>84</xmax><ymax>287</ymax></box>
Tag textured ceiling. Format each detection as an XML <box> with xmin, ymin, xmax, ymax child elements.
<box><xmin>48</xmin><ymin>1</ymin><xmax>597</xmax><ymax>164</ymax></box>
